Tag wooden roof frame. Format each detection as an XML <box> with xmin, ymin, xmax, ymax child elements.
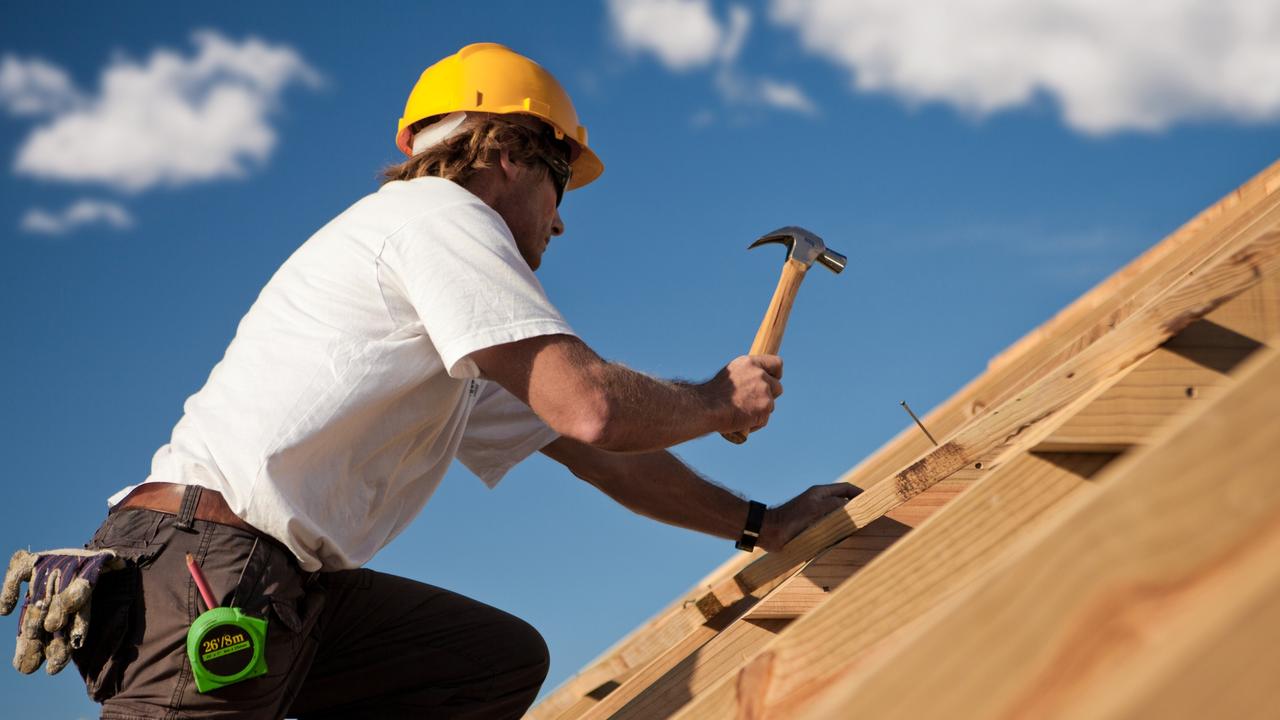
<box><xmin>531</xmin><ymin>158</ymin><xmax>1280</xmax><ymax>720</ymax></box>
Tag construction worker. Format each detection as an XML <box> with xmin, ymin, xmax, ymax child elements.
<box><xmin>1</xmin><ymin>43</ymin><xmax>857</xmax><ymax>719</ymax></box>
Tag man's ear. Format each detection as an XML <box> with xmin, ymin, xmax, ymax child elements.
<box><xmin>496</xmin><ymin>148</ymin><xmax>520</xmax><ymax>182</ymax></box>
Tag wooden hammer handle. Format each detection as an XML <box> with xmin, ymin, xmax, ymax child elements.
<box><xmin>722</xmin><ymin>258</ymin><xmax>809</xmax><ymax>444</ymax></box>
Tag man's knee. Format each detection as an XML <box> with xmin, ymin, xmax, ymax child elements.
<box><xmin>503</xmin><ymin>613</ymin><xmax>550</xmax><ymax>685</ymax></box>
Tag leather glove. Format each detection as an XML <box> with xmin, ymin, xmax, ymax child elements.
<box><xmin>0</xmin><ymin>548</ymin><xmax>124</xmax><ymax>675</ymax></box>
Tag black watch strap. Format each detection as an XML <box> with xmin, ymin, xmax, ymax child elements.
<box><xmin>735</xmin><ymin>500</ymin><xmax>767</xmax><ymax>552</ymax></box>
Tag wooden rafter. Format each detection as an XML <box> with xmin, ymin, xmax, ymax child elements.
<box><xmin>641</xmin><ymin>452</ymin><xmax>1109</xmax><ymax>720</ymax></box>
<box><xmin>666</xmin><ymin>273</ymin><xmax>1278</xmax><ymax>720</ymax></box>
<box><xmin>527</xmin><ymin>551</ymin><xmax>759</xmax><ymax>720</ymax></box>
<box><xmin>795</xmin><ymin>344</ymin><xmax>1280</xmax><ymax>720</ymax></box>
<box><xmin>576</xmin><ymin>478</ymin><xmax>968</xmax><ymax>720</ymax></box>
<box><xmin>530</xmin><ymin>158</ymin><xmax>1280</xmax><ymax>720</ymax></box>
<box><xmin>702</xmin><ymin>204</ymin><xmax>1280</xmax><ymax>619</ymax></box>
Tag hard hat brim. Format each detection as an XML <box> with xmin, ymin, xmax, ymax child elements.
<box><xmin>568</xmin><ymin>144</ymin><xmax>602</xmax><ymax>191</ymax></box>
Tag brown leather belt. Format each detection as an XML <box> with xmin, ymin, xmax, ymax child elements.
<box><xmin>113</xmin><ymin>482</ymin><xmax>260</xmax><ymax>536</ymax></box>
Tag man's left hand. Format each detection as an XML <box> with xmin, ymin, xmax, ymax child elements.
<box><xmin>758</xmin><ymin>483</ymin><xmax>863</xmax><ymax>552</ymax></box>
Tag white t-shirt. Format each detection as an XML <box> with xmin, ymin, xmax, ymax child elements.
<box><xmin>110</xmin><ymin>177</ymin><xmax>574</xmax><ymax>572</ymax></box>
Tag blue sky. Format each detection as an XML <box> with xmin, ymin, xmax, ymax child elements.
<box><xmin>2</xmin><ymin>1</ymin><xmax>1278</xmax><ymax>716</ymax></box>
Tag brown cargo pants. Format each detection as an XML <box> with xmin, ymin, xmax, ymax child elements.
<box><xmin>73</xmin><ymin>495</ymin><xmax>549</xmax><ymax>719</ymax></box>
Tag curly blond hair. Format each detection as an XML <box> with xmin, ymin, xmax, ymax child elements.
<box><xmin>380</xmin><ymin>116</ymin><xmax>567</xmax><ymax>187</ymax></box>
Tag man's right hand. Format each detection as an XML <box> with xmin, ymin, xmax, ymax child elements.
<box><xmin>705</xmin><ymin>355</ymin><xmax>784</xmax><ymax>435</ymax></box>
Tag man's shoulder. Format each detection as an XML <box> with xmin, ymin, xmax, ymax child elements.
<box><xmin>378</xmin><ymin>179</ymin><xmax>514</xmax><ymax>243</ymax></box>
<box><xmin>314</xmin><ymin>176</ymin><xmax>499</xmax><ymax>245</ymax></box>
<box><xmin>376</xmin><ymin>177</ymin><xmax>486</xmax><ymax>212</ymax></box>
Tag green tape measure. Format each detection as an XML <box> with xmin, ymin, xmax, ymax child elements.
<box><xmin>186</xmin><ymin>607</ymin><xmax>269</xmax><ymax>692</ymax></box>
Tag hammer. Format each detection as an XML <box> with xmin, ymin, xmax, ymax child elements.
<box><xmin>723</xmin><ymin>226</ymin><xmax>846</xmax><ymax>444</ymax></box>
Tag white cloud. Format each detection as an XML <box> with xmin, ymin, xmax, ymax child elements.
<box><xmin>0</xmin><ymin>56</ymin><xmax>83</xmax><ymax>116</ymax></box>
<box><xmin>718</xmin><ymin>5</ymin><xmax>752</xmax><ymax>65</ymax></box>
<box><xmin>20</xmin><ymin>199</ymin><xmax>134</xmax><ymax>235</ymax></box>
<box><xmin>769</xmin><ymin>0</ymin><xmax>1280</xmax><ymax>134</ymax></box>
<box><xmin>609</xmin><ymin>0</ymin><xmax>728</xmax><ymax>70</ymax></box>
<box><xmin>758</xmin><ymin>78</ymin><xmax>817</xmax><ymax>114</ymax></box>
<box><xmin>714</xmin><ymin>68</ymin><xmax>817</xmax><ymax>116</ymax></box>
<box><xmin>608</xmin><ymin>0</ymin><xmax>818</xmax><ymax>116</ymax></box>
<box><xmin>11</xmin><ymin>31</ymin><xmax>321</xmax><ymax>191</ymax></box>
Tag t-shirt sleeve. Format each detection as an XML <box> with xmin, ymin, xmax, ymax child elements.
<box><xmin>381</xmin><ymin>199</ymin><xmax>576</xmax><ymax>379</ymax></box>
<box><xmin>457</xmin><ymin>381</ymin><xmax>559</xmax><ymax>487</ymax></box>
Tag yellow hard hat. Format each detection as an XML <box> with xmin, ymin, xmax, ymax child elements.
<box><xmin>396</xmin><ymin>42</ymin><xmax>603</xmax><ymax>190</ymax></box>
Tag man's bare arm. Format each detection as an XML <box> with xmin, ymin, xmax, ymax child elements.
<box><xmin>540</xmin><ymin>436</ymin><xmax>860</xmax><ymax>552</ymax></box>
<box><xmin>469</xmin><ymin>334</ymin><xmax>782</xmax><ymax>452</ymax></box>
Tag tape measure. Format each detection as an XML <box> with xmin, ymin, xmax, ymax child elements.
<box><xmin>184</xmin><ymin>552</ymin><xmax>269</xmax><ymax>693</ymax></box>
<box><xmin>187</xmin><ymin>606</ymin><xmax>269</xmax><ymax>692</ymax></box>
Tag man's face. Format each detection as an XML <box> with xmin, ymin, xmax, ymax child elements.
<box><xmin>500</xmin><ymin>159</ymin><xmax>565</xmax><ymax>272</ymax></box>
<box><xmin>489</xmin><ymin>121</ymin><xmax>569</xmax><ymax>271</ymax></box>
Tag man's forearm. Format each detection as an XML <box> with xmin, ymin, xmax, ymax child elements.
<box><xmin>584</xmin><ymin>362</ymin><xmax>730</xmax><ymax>452</ymax></box>
<box><xmin>471</xmin><ymin>335</ymin><xmax>779</xmax><ymax>452</ymax></box>
<box><xmin>544</xmin><ymin>438</ymin><xmax>752</xmax><ymax>541</ymax></box>
<box><xmin>543</xmin><ymin>437</ymin><xmax>860</xmax><ymax>552</ymax></box>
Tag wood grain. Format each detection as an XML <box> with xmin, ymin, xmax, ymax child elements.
<box><xmin>671</xmin><ymin>452</ymin><xmax>1112</xmax><ymax>720</ymax></box>
<box><xmin>527</xmin><ymin>551</ymin><xmax>758</xmax><ymax>720</ymax></box>
<box><xmin>749</xmin><ymin>258</ymin><xmax>810</xmax><ymax>356</ymax></box>
<box><xmin>702</xmin><ymin>216</ymin><xmax>1280</xmax><ymax>616</ymax></box>
<box><xmin>796</xmin><ymin>345</ymin><xmax>1280</xmax><ymax>720</ymax></box>
<box><xmin>529</xmin><ymin>158</ymin><xmax>1280</xmax><ymax>720</ymax></box>
<box><xmin>670</xmin><ymin>265</ymin><xmax>1277</xmax><ymax>720</ymax></box>
<box><xmin>575</xmin><ymin>479</ymin><xmax>963</xmax><ymax>720</ymax></box>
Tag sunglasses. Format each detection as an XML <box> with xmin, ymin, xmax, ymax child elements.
<box><xmin>533</xmin><ymin>135</ymin><xmax>573</xmax><ymax>207</ymax></box>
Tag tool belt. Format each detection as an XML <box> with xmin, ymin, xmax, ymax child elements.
<box><xmin>112</xmin><ymin>482</ymin><xmax>261</xmax><ymax>537</ymax></box>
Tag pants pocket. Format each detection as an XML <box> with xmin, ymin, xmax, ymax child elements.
<box><xmin>177</xmin><ymin>544</ymin><xmax>323</xmax><ymax>714</ymax></box>
<box><xmin>73</xmin><ymin>565</ymin><xmax>140</xmax><ymax>702</ymax></box>
<box><xmin>87</xmin><ymin>510</ymin><xmax>168</xmax><ymax>567</ymax></box>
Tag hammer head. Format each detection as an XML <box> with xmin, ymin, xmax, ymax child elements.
<box><xmin>749</xmin><ymin>226</ymin><xmax>847</xmax><ymax>274</ymax></box>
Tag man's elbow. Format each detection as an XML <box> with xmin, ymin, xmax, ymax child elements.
<box><xmin>557</xmin><ymin>391</ymin><xmax>631</xmax><ymax>451</ymax></box>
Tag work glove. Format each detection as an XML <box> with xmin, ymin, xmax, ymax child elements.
<box><xmin>0</xmin><ymin>548</ymin><xmax>124</xmax><ymax>675</ymax></box>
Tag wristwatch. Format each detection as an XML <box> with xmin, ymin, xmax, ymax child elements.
<box><xmin>735</xmin><ymin>500</ymin><xmax>767</xmax><ymax>552</ymax></box>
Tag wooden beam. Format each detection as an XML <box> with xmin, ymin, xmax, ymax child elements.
<box><xmin>698</xmin><ymin>212</ymin><xmax>1280</xmax><ymax>617</ymax></box>
<box><xmin>746</xmin><ymin>476</ymin><xmax>972</xmax><ymax>621</ymax></box>
<box><xmin>1037</xmin><ymin>271</ymin><xmax>1276</xmax><ymax>452</ymax></box>
<box><xmin>840</xmin><ymin>158</ymin><xmax>1280</xmax><ymax>499</ymax></box>
<box><xmin>535</xmin><ymin>422</ymin><xmax>967</xmax><ymax>719</ymax></box>
<box><xmin>670</xmin><ymin>451</ymin><xmax>1111</xmax><ymax>720</ymax></box>
<box><xmin>669</xmin><ymin>270</ymin><xmax>1279</xmax><ymax>720</ymax></box>
<box><xmin>794</xmin><ymin>345</ymin><xmax>1280</xmax><ymax>720</ymax></box>
<box><xmin>987</xmin><ymin>157</ymin><xmax>1280</xmax><ymax>374</ymax></box>
<box><xmin>569</xmin><ymin>594</ymin><xmax>762</xmax><ymax>720</ymax></box>
<box><xmin>745</xmin><ymin>520</ymin><xmax>908</xmax><ymax>621</ymax></box>
<box><xmin>535</xmin><ymin>158</ymin><xmax>1280</xmax><ymax>717</ymax></box>
<box><xmin>1035</xmin><ymin>341</ymin><xmax>1247</xmax><ymax>452</ymax></box>
<box><xmin>575</xmin><ymin>476</ymin><xmax>966</xmax><ymax>720</ymax></box>
<box><xmin>1168</xmin><ymin>259</ymin><xmax>1280</xmax><ymax>344</ymax></box>
<box><xmin>604</xmin><ymin>618</ymin><xmax>793</xmax><ymax>720</ymax></box>
<box><xmin>1072</xmin><ymin>530</ymin><xmax>1280</xmax><ymax>720</ymax></box>
<box><xmin>558</xmin><ymin>216</ymin><xmax>1280</xmax><ymax>718</ymax></box>
<box><xmin>531</xmin><ymin>160</ymin><xmax>1280</xmax><ymax>719</ymax></box>
<box><xmin>527</xmin><ymin>551</ymin><xmax>759</xmax><ymax>720</ymax></box>
<box><xmin>638</xmin><ymin>228</ymin><xmax>1276</xmax><ymax>720</ymax></box>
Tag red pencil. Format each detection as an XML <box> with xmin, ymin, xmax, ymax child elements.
<box><xmin>185</xmin><ymin>553</ymin><xmax>219</xmax><ymax>610</ymax></box>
